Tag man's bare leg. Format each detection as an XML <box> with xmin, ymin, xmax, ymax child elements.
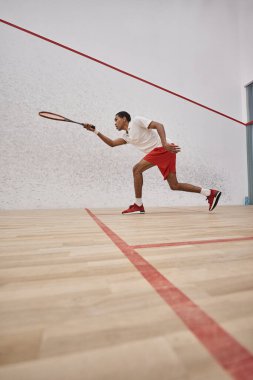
<box><xmin>166</xmin><ymin>172</ymin><xmax>222</xmax><ymax>211</ymax></box>
<box><xmin>122</xmin><ymin>160</ymin><xmax>155</xmax><ymax>214</ymax></box>
<box><xmin>133</xmin><ymin>159</ymin><xmax>155</xmax><ymax>198</ymax></box>
<box><xmin>167</xmin><ymin>172</ymin><xmax>201</xmax><ymax>193</ymax></box>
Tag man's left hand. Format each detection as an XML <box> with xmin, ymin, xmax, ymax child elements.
<box><xmin>163</xmin><ymin>143</ymin><xmax>181</xmax><ymax>153</ymax></box>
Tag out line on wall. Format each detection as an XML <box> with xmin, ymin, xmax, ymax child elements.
<box><xmin>1</xmin><ymin>18</ymin><xmax>252</xmax><ymax>127</ymax></box>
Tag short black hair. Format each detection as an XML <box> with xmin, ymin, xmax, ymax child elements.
<box><xmin>116</xmin><ymin>111</ymin><xmax>131</xmax><ymax>122</ymax></box>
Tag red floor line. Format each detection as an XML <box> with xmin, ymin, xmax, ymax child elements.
<box><xmin>1</xmin><ymin>18</ymin><xmax>253</xmax><ymax>127</ymax></box>
<box><xmin>131</xmin><ymin>236</ymin><xmax>253</xmax><ymax>249</ymax></box>
<box><xmin>85</xmin><ymin>208</ymin><xmax>253</xmax><ymax>380</ymax></box>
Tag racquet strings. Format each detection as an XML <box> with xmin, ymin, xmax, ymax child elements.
<box><xmin>39</xmin><ymin>112</ymin><xmax>70</xmax><ymax>121</ymax></box>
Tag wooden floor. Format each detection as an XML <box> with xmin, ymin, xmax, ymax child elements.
<box><xmin>0</xmin><ymin>206</ymin><xmax>253</xmax><ymax>380</ymax></box>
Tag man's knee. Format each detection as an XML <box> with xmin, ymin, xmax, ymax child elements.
<box><xmin>133</xmin><ymin>163</ymin><xmax>142</xmax><ymax>175</ymax></box>
<box><xmin>169</xmin><ymin>182</ymin><xmax>179</xmax><ymax>191</ymax></box>
<box><xmin>133</xmin><ymin>161</ymin><xmax>153</xmax><ymax>175</ymax></box>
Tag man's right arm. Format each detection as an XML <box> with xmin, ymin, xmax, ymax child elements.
<box><xmin>83</xmin><ymin>124</ymin><xmax>127</xmax><ymax>147</ymax></box>
<box><xmin>97</xmin><ymin>133</ymin><xmax>127</xmax><ymax>147</ymax></box>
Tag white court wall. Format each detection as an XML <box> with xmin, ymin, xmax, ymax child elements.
<box><xmin>0</xmin><ymin>0</ymin><xmax>252</xmax><ymax>209</ymax></box>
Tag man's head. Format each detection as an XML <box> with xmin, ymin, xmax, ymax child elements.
<box><xmin>115</xmin><ymin>111</ymin><xmax>131</xmax><ymax>131</ymax></box>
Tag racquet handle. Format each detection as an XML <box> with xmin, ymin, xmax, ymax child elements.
<box><xmin>81</xmin><ymin>123</ymin><xmax>96</xmax><ymax>130</ymax></box>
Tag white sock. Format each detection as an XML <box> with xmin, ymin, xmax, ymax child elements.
<box><xmin>200</xmin><ymin>188</ymin><xmax>211</xmax><ymax>197</ymax></box>
<box><xmin>135</xmin><ymin>198</ymin><xmax>143</xmax><ymax>206</ymax></box>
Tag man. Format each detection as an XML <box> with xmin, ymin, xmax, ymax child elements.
<box><xmin>83</xmin><ymin>111</ymin><xmax>221</xmax><ymax>214</ymax></box>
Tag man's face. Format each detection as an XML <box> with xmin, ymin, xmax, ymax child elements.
<box><xmin>114</xmin><ymin>115</ymin><xmax>126</xmax><ymax>131</ymax></box>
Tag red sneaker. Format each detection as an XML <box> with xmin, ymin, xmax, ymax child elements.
<box><xmin>122</xmin><ymin>203</ymin><xmax>145</xmax><ymax>214</ymax></box>
<box><xmin>207</xmin><ymin>189</ymin><xmax>222</xmax><ymax>211</ymax></box>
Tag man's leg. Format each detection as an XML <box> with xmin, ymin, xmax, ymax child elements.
<box><xmin>122</xmin><ymin>159</ymin><xmax>154</xmax><ymax>214</ymax></box>
<box><xmin>167</xmin><ymin>172</ymin><xmax>201</xmax><ymax>193</ymax></box>
<box><xmin>133</xmin><ymin>159</ymin><xmax>155</xmax><ymax>198</ymax></box>
<box><xmin>166</xmin><ymin>172</ymin><xmax>222</xmax><ymax>211</ymax></box>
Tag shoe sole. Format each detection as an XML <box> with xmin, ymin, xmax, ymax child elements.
<box><xmin>122</xmin><ymin>211</ymin><xmax>145</xmax><ymax>215</ymax></box>
<box><xmin>210</xmin><ymin>191</ymin><xmax>222</xmax><ymax>211</ymax></box>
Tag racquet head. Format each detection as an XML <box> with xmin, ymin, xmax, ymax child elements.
<box><xmin>38</xmin><ymin>111</ymin><xmax>96</xmax><ymax>129</ymax></box>
<box><xmin>39</xmin><ymin>112</ymin><xmax>72</xmax><ymax>122</ymax></box>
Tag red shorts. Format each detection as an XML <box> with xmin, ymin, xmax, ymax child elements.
<box><xmin>143</xmin><ymin>147</ymin><xmax>176</xmax><ymax>180</ymax></box>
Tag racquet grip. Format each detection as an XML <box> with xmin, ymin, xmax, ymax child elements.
<box><xmin>81</xmin><ymin>123</ymin><xmax>96</xmax><ymax>130</ymax></box>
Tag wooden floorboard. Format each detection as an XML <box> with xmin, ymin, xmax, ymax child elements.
<box><xmin>0</xmin><ymin>206</ymin><xmax>252</xmax><ymax>380</ymax></box>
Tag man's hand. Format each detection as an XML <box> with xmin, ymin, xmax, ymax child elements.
<box><xmin>163</xmin><ymin>142</ymin><xmax>181</xmax><ymax>153</ymax></box>
<box><xmin>82</xmin><ymin>123</ymin><xmax>95</xmax><ymax>132</ymax></box>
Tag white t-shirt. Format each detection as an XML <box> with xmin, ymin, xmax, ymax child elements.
<box><xmin>122</xmin><ymin>116</ymin><xmax>172</xmax><ymax>154</ymax></box>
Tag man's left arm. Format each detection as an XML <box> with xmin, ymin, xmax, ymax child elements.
<box><xmin>148</xmin><ymin>121</ymin><xmax>181</xmax><ymax>153</ymax></box>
